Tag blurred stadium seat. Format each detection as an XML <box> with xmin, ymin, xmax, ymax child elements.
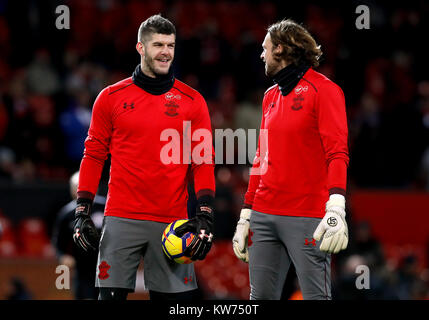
<box><xmin>195</xmin><ymin>240</ymin><xmax>250</xmax><ymax>299</ymax></box>
<box><xmin>16</xmin><ymin>218</ymin><xmax>55</xmax><ymax>258</ymax></box>
<box><xmin>0</xmin><ymin>213</ymin><xmax>18</xmax><ymax>257</ymax></box>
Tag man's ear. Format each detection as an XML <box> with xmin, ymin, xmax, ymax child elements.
<box><xmin>136</xmin><ymin>42</ymin><xmax>145</xmax><ymax>56</ymax></box>
<box><xmin>273</xmin><ymin>44</ymin><xmax>283</xmax><ymax>56</ymax></box>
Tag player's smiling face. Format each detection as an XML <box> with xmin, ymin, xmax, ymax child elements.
<box><xmin>140</xmin><ymin>33</ymin><xmax>175</xmax><ymax>78</ymax></box>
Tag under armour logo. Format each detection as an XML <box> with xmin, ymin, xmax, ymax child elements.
<box><xmin>123</xmin><ymin>102</ymin><xmax>134</xmax><ymax>109</ymax></box>
<box><xmin>73</xmin><ymin>228</ymin><xmax>80</xmax><ymax>240</ymax></box>
<box><xmin>198</xmin><ymin>230</ymin><xmax>213</xmax><ymax>242</ymax></box>
<box><xmin>184</xmin><ymin>276</ymin><xmax>193</xmax><ymax>284</ymax></box>
<box><xmin>199</xmin><ymin>229</ymin><xmax>206</xmax><ymax>240</ymax></box>
<box><xmin>305</xmin><ymin>238</ymin><xmax>316</xmax><ymax>246</ymax></box>
<box><xmin>206</xmin><ymin>233</ymin><xmax>213</xmax><ymax>242</ymax></box>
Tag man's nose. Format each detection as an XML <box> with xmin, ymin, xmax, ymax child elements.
<box><xmin>161</xmin><ymin>45</ymin><xmax>170</xmax><ymax>55</ymax></box>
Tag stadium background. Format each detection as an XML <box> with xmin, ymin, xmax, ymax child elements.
<box><xmin>0</xmin><ymin>0</ymin><xmax>428</xmax><ymax>300</ymax></box>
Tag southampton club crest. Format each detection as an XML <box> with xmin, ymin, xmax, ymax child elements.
<box><xmin>164</xmin><ymin>92</ymin><xmax>181</xmax><ymax>117</ymax></box>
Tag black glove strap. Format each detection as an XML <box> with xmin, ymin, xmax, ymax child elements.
<box><xmin>196</xmin><ymin>195</ymin><xmax>214</xmax><ymax>222</ymax></box>
<box><xmin>75</xmin><ymin>198</ymin><xmax>92</xmax><ymax>218</ymax></box>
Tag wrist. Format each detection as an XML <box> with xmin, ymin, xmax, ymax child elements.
<box><xmin>326</xmin><ymin>194</ymin><xmax>345</xmax><ymax>209</ymax></box>
<box><xmin>77</xmin><ymin>191</ymin><xmax>95</xmax><ymax>201</ymax></box>
<box><xmin>242</xmin><ymin>203</ymin><xmax>252</xmax><ymax>210</ymax></box>
<box><xmin>197</xmin><ymin>194</ymin><xmax>214</xmax><ymax>207</ymax></box>
<box><xmin>326</xmin><ymin>194</ymin><xmax>346</xmax><ymax>218</ymax></box>
<box><xmin>240</xmin><ymin>208</ymin><xmax>251</xmax><ymax>221</ymax></box>
<box><xmin>75</xmin><ymin>198</ymin><xmax>92</xmax><ymax>217</ymax></box>
<box><xmin>196</xmin><ymin>195</ymin><xmax>214</xmax><ymax>220</ymax></box>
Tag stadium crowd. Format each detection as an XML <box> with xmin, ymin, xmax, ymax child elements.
<box><xmin>0</xmin><ymin>0</ymin><xmax>428</xmax><ymax>299</ymax></box>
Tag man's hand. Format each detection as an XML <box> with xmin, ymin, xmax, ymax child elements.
<box><xmin>175</xmin><ymin>195</ymin><xmax>214</xmax><ymax>261</ymax></box>
<box><xmin>73</xmin><ymin>198</ymin><xmax>100</xmax><ymax>252</ymax></box>
<box><xmin>313</xmin><ymin>194</ymin><xmax>348</xmax><ymax>254</ymax></box>
<box><xmin>232</xmin><ymin>209</ymin><xmax>251</xmax><ymax>263</ymax></box>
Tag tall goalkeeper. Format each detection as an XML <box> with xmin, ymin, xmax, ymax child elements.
<box><xmin>73</xmin><ymin>14</ymin><xmax>215</xmax><ymax>300</ymax></box>
<box><xmin>233</xmin><ymin>19</ymin><xmax>349</xmax><ymax>300</ymax></box>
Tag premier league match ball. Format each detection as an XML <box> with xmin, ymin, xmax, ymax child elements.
<box><xmin>161</xmin><ymin>219</ymin><xmax>195</xmax><ymax>264</ymax></box>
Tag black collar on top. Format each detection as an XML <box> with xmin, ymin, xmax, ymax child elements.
<box><xmin>272</xmin><ymin>63</ymin><xmax>310</xmax><ymax>96</ymax></box>
<box><xmin>132</xmin><ymin>64</ymin><xmax>175</xmax><ymax>95</ymax></box>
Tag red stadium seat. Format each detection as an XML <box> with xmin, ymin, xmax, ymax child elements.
<box><xmin>0</xmin><ymin>214</ymin><xmax>19</xmax><ymax>257</ymax></box>
<box><xmin>195</xmin><ymin>239</ymin><xmax>250</xmax><ymax>299</ymax></box>
<box><xmin>16</xmin><ymin>218</ymin><xmax>55</xmax><ymax>258</ymax></box>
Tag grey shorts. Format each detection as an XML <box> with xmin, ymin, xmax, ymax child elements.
<box><xmin>95</xmin><ymin>216</ymin><xmax>197</xmax><ymax>293</ymax></box>
<box><xmin>248</xmin><ymin>210</ymin><xmax>331</xmax><ymax>300</ymax></box>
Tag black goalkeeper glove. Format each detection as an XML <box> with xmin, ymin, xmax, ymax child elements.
<box><xmin>73</xmin><ymin>198</ymin><xmax>100</xmax><ymax>252</ymax></box>
<box><xmin>175</xmin><ymin>195</ymin><xmax>214</xmax><ymax>261</ymax></box>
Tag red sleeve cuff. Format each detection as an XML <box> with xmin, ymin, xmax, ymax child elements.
<box><xmin>77</xmin><ymin>191</ymin><xmax>95</xmax><ymax>201</ymax></box>
<box><xmin>196</xmin><ymin>188</ymin><xmax>215</xmax><ymax>199</ymax></box>
<box><xmin>328</xmin><ymin>188</ymin><xmax>346</xmax><ymax>196</ymax></box>
<box><xmin>327</xmin><ymin>158</ymin><xmax>348</xmax><ymax>192</ymax></box>
<box><xmin>243</xmin><ymin>203</ymin><xmax>252</xmax><ymax>209</ymax></box>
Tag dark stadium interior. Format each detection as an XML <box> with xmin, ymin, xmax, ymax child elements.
<box><xmin>0</xmin><ymin>0</ymin><xmax>429</xmax><ymax>300</ymax></box>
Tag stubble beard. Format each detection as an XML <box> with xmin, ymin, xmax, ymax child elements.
<box><xmin>265</xmin><ymin>57</ymin><xmax>283</xmax><ymax>78</ymax></box>
<box><xmin>143</xmin><ymin>54</ymin><xmax>171</xmax><ymax>77</ymax></box>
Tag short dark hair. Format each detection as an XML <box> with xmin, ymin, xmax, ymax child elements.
<box><xmin>138</xmin><ymin>14</ymin><xmax>176</xmax><ymax>43</ymax></box>
<box><xmin>268</xmin><ymin>19</ymin><xmax>322</xmax><ymax>67</ymax></box>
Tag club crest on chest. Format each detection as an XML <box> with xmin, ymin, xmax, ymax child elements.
<box><xmin>164</xmin><ymin>92</ymin><xmax>181</xmax><ymax>117</ymax></box>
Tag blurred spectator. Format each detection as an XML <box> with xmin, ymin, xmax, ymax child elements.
<box><xmin>59</xmin><ymin>89</ymin><xmax>91</xmax><ymax>168</ymax></box>
<box><xmin>51</xmin><ymin>170</ymin><xmax>107</xmax><ymax>299</ymax></box>
<box><xmin>347</xmin><ymin>221</ymin><xmax>385</xmax><ymax>271</ymax></box>
<box><xmin>234</xmin><ymin>90</ymin><xmax>263</xmax><ymax>132</ymax></box>
<box><xmin>395</xmin><ymin>254</ymin><xmax>428</xmax><ymax>300</ymax></box>
<box><xmin>26</xmin><ymin>49</ymin><xmax>60</xmax><ymax>95</ymax></box>
<box><xmin>332</xmin><ymin>254</ymin><xmax>398</xmax><ymax>300</ymax></box>
<box><xmin>0</xmin><ymin>146</ymin><xmax>15</xmax><ymax>179</ymax></box>
<box><xmin>5</xmin><ymin>277</ymin><xmax>33</xmax><ymax>300</ymax></box>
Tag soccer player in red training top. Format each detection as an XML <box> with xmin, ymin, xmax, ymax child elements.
<box><xmin>233</xmin><ymin>19</ymin><xmax>349</xmax><ymax>300</ymax></box>
<box><xmin>72</xmin><ymin>15</ymin><xmax>215</xmax><ymax>300</ymax></box>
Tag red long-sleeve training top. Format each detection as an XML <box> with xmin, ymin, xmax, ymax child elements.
<box><xmin>244</xmin><ymin>68</ymin><xmax>349</xmax><ymax>218</ymax></box>
<box><xmin>78</xmin><ymin>77</ymin><xmax>215</xmax><ymax>223</ymax></box>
